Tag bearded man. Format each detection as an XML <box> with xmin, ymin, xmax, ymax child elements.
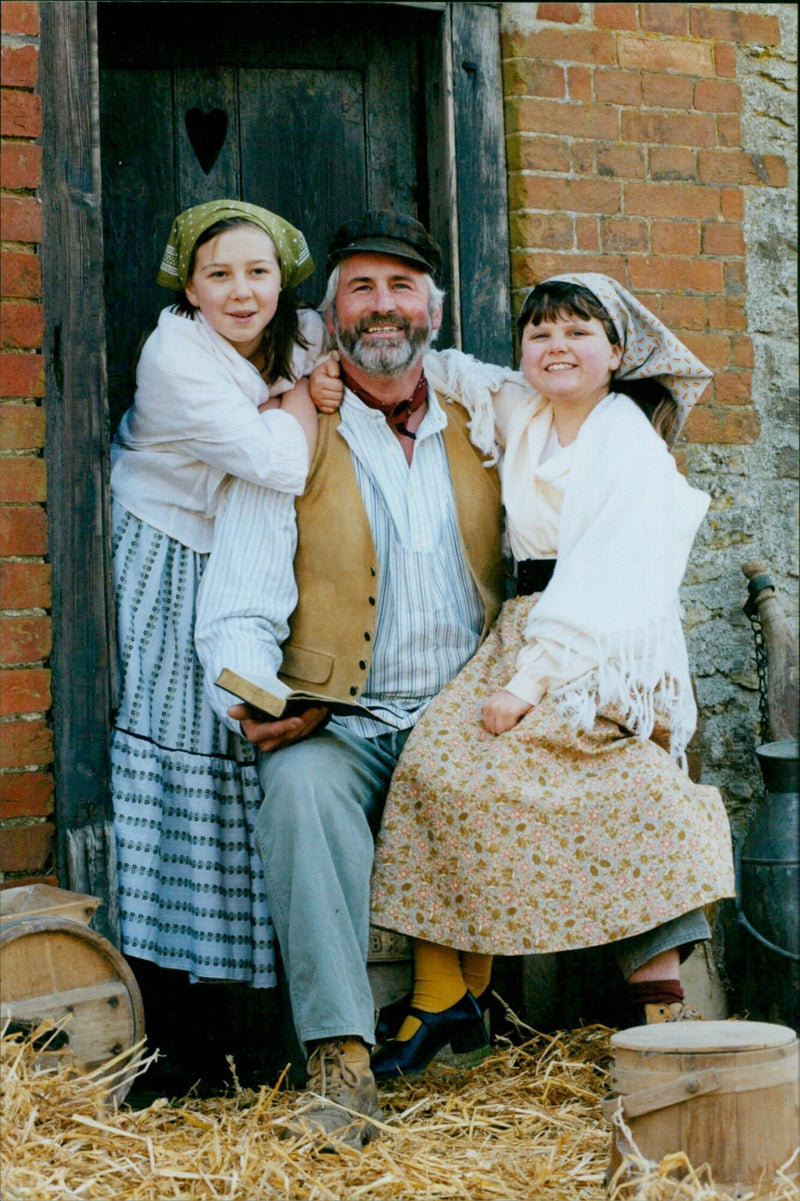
<box><xmin>195</xmin><ymin>212</ymin><xmax>506</xmax><ymax>1147</ymax></box>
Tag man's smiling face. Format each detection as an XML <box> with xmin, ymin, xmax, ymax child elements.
<box><xmin>328</xmin><ymin>252</ymin><xmax>441</xmax><ymax>378</ymax></box>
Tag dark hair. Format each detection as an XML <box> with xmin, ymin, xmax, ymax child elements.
<box><xmin>517</xmin><ymin>280</ymin><xmax>679</xmax><ymax>444</ymax></box>
<box><xmin>517</xmin><ymin>280</ymin><xmax>619</xmax><ymax>346</ymax></box>
<box><xmin>172</xmin><ymin>217</ymin><xmax>310</xmax><ymax>386</ymax></box>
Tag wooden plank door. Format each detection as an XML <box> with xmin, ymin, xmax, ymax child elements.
<box><xmin>98</xmin><ymin>1</ymin><xmax>427</xmax><ymax>431</ymax></box>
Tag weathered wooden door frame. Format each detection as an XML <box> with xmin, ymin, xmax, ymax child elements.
<box><xmin>39</xmin><ymin>0</ymin><xmax>511</xmax><ymax>944</ymax></box>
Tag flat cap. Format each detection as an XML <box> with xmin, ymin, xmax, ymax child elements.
<box><xmin>326</xmin><ymin>210</ymin><xmax>443</xmax><ymax>282</ymax></box>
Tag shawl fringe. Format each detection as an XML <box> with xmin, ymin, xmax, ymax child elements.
<box><xmin>544</xmin><ymin>613</ymin><xmax>696</xmax><ymax>768</ymax></box>
<box><xmin>424</xmin><ymin>347</ymin><xmax>521</xmax><ymax>464</ymax></box>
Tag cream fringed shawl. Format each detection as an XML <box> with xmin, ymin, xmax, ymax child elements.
<box><xmin>525</xmin><ymin>393</ymin><xmax>709</xmax><ymax>765</ymax></box>
<box><xmin>424</xmin><ymin>348</ymin><xmax>710</xmax><ymax>765</ymax></box>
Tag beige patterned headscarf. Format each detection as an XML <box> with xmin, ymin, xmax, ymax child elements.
<box><xmin>547</xmin><ymin>273</ymin><xmax>711</xmax><ymax>438</ymax></box>
<box><xmin>157</xmin><ymin>199</ymin><xmax>313</xmax><ymax>291</ymax></box>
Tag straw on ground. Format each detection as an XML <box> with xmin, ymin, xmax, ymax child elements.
<box><xmin>1</xmin><ymin>1019</ymin><xmax>797</xmax><ymax>1201</ymax></box>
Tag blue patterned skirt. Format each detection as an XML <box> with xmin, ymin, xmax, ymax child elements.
<box><xmin>110</xmin><ymin>501</ymin><xmax>276</xmax><ymax>987</ymax></box>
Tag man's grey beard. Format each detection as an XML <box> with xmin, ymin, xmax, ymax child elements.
<box><xmin>332</xmin><ymin>312</ymin><xmax>433</xmax><ymax>379</ymax></box>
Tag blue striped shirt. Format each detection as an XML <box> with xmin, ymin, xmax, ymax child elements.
<box><xmin>196</xmin><ymin>386</ymin><xmax>484</xmax><ymax>737</ymax></box>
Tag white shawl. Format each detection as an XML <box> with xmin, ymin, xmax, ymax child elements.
<box><xmin>424</xmin><ymin>348</ymin><xmax>709</xmax><ymax>763</ymax></box>
<box><xmin>524</xmin><ymin>392</ymin><xmax>708</xmax><ymax>763</ymax></box>
<box><xmin>111</xmin><ymin>308</ymin><xmax>320</xmax><ymax>551</ymax></box>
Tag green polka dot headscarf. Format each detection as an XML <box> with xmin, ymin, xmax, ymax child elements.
<box><xmin>157</xmin><ymin>199</ymin><xmax>314</xmax><ymax>291</ymax></box>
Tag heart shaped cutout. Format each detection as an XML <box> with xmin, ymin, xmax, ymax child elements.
<box><xmin>184</xmin><ymin>107</ymin><xmax>228</xmax><ymax>175</ymax></box>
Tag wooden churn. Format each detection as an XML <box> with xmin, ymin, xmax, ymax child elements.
<box><xmin>603</xmin><ymin>1020</ymin><xmax>799</xmax><ymax>1194</ymax></box>
<box><xmin>0</xmin><ymin>884</ymin><xmax>146</xmax><ymax>1103</ymax></box>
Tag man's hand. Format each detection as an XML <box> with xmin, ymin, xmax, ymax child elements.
<box><xmin>309</xmin><ymin>351</ymin><xmax>344</xmax><ymax>414</ymax></box>
<box><xmin>230</xmin><ymin>702</ymin><xmax>330</xmax><ymax>752</ymax></box>
<box><xmin>482</xmin><ymin>689</ymin><xmax>532</xmax><ymax>734</ymax></box>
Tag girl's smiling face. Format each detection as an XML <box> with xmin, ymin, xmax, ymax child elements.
<box><xmin>520</xmin><ymin>311</ymin><xmax>622</xmax><ymax>413</ymax></box>
<box><xmin>185</xmin><ymin>225</ymin><xmax>281</xmax><ymax>359</ymax></box>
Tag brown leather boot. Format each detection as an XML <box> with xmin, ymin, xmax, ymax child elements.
<box><xmin>277</xmin><ymin>1038</ymin><xmax>383</xmax><ymax>1150</ymax></box>
<box><xmin>644</xmin><ymin>1001</ymin><xmax>702</xmax><ymax>1023</ymax></box>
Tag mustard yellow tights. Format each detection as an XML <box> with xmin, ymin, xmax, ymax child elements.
<box><xmin>395</xmin><ymin>939</ymin><xmax>493</xmax><ymax>1042</ymax></box>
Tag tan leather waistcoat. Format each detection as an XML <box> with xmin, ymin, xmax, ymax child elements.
<box><xmin>278</xmin><ymin>395</ymin><xmax>503</xmax><ymax>701</ymax></box>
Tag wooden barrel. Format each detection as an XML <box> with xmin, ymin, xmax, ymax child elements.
<box><xmin>0</xmin><ymin>882</ymin><xmax>101</xmax><ymax>927</ymax></box>
<box><xmin>603</xmin><ymin>1021</ymin><xmax>799</xmax><ymax>1192</ymax></box>
<box><xmin>0</xmin><ymin>915</ymin><xmax>145</xmax><ymax>1103</ymax></box>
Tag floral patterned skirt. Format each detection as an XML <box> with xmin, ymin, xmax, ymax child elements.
<box><xmin>370</xmin><ymin>596</ymin><xmax>735</xmax><ymax>956</ymax></box>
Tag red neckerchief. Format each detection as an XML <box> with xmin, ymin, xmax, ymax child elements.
<box><xmin>341</xmin><ymin>364</ymin><xmax>427</xmax><ymax>441</ymax></box>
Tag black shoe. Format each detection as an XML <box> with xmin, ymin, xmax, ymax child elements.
<box><xmin>374</xmin><ymin>992</ymin><xmax>412</xmax><ymax>1045</ymax></box>
<box><xmin>371</xmin><ymin>992</ymin><xmax>489</xmax><ymax>1080</ymax></box>
<box><xmin>375</xmin><ymin>986</ymin><xmax>491</xmax><ymax>1045</ymax></box>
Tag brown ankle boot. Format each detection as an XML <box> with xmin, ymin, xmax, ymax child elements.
<box><xmin>278</xmin><ymin>1038</ymin><xmax>383</xmax><ymax>1150</ymax></box>
<box><xmin>644</xmin><ymin>1001</ymin><xmax>702</xmax><ymax>1023</ymax></box>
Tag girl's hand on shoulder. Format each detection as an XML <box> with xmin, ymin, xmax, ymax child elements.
<box><xmin>482</xmin><ymin>689</ymin><xmax>532</xmax><ymax>734</ymax></box>
<box><xmin>310</xmin><ymin>351</ymin><xmax>344</xmax><ymax>414</ymax></box>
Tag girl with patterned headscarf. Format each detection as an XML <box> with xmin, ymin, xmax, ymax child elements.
<box><xmin>367</xmin><ymin>274</ymin><xmax>736</xmax><ymax>1078</ymax></box>
<box><xmin>109</xmin><ymin>201</ymin><xmax>323</xmax><ymax>1051</ymax></box>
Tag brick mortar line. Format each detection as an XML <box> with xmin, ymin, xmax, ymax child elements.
<box><xmin>0</xmin><ymin>816</ymin><xmax>51</xmax><ymax>828</ymax></box>
<box><xmin>504</xmin><ymin>98</ymin><xmax>740</xmax><ymax>109</ymax></box>
<box><xmin>0</xmin><ymin>34</ymin><xmax>39</xmax><ymax>49</ymax></box>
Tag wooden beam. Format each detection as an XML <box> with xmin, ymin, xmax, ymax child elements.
<box><xmin>451</xmin><ymin>2</ymin><xmax>513</xmax><ymax>366</ymax></box>
<box><xmin>39</xmin><ymin>2</ymin><xmax>118</xmax><ymax>943</ymax></box>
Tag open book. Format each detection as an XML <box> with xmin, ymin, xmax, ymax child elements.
<box><xmin>215</xmin><ymin>668</ymin><xmax>403</xmax><ymax>728</ymax></box>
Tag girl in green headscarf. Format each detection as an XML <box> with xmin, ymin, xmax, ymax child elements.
<box><xmin>109</xmin><ymin>201</ymin><xmax>322</xmax><ymax>1041</ymax></box>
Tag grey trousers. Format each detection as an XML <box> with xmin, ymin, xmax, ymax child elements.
<box><xmin>254</xmin><ymin>723</ymin><xmax>712</xmax><ymax>1048</ymax></box>
<box><xmin>613</xmin><ymin>907</ymin><xmax>712</xmax><ymax>979</ymax></box>
<box><xmin>255</xmin><ymin>726</ymin><xmax>410</xmax><ymax>1049</ymax></box>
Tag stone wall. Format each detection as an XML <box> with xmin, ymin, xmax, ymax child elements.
<box><xmin>689</xmin><ymin>2</ymin><xmax>797</xmax><ymax>826</ymax></box>
<box><xmin>500</xmin><ymin>1</ymin><xmax>797</xmax><ymax>831</ymax></box>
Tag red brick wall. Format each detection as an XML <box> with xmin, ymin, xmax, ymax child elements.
<box><xmin>502</xmin><ymin>2</ymin><xmax>787</xmax><ymax>453</ymax></box>
<box><xmin>0</xmin><ymin>0</ymin><xmax>56</xmax><ymax>886</ymax></box>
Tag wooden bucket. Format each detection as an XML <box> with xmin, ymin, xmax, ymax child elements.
<box><xmin>603</xmin><ymin>1020</ymin><xmax>799</xmax><ymax>1194</ymax></box>
<box><xmin>0</xmin><ymin>902</ymin><xmax>145</xmax><ymax>1104</ymax></box>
